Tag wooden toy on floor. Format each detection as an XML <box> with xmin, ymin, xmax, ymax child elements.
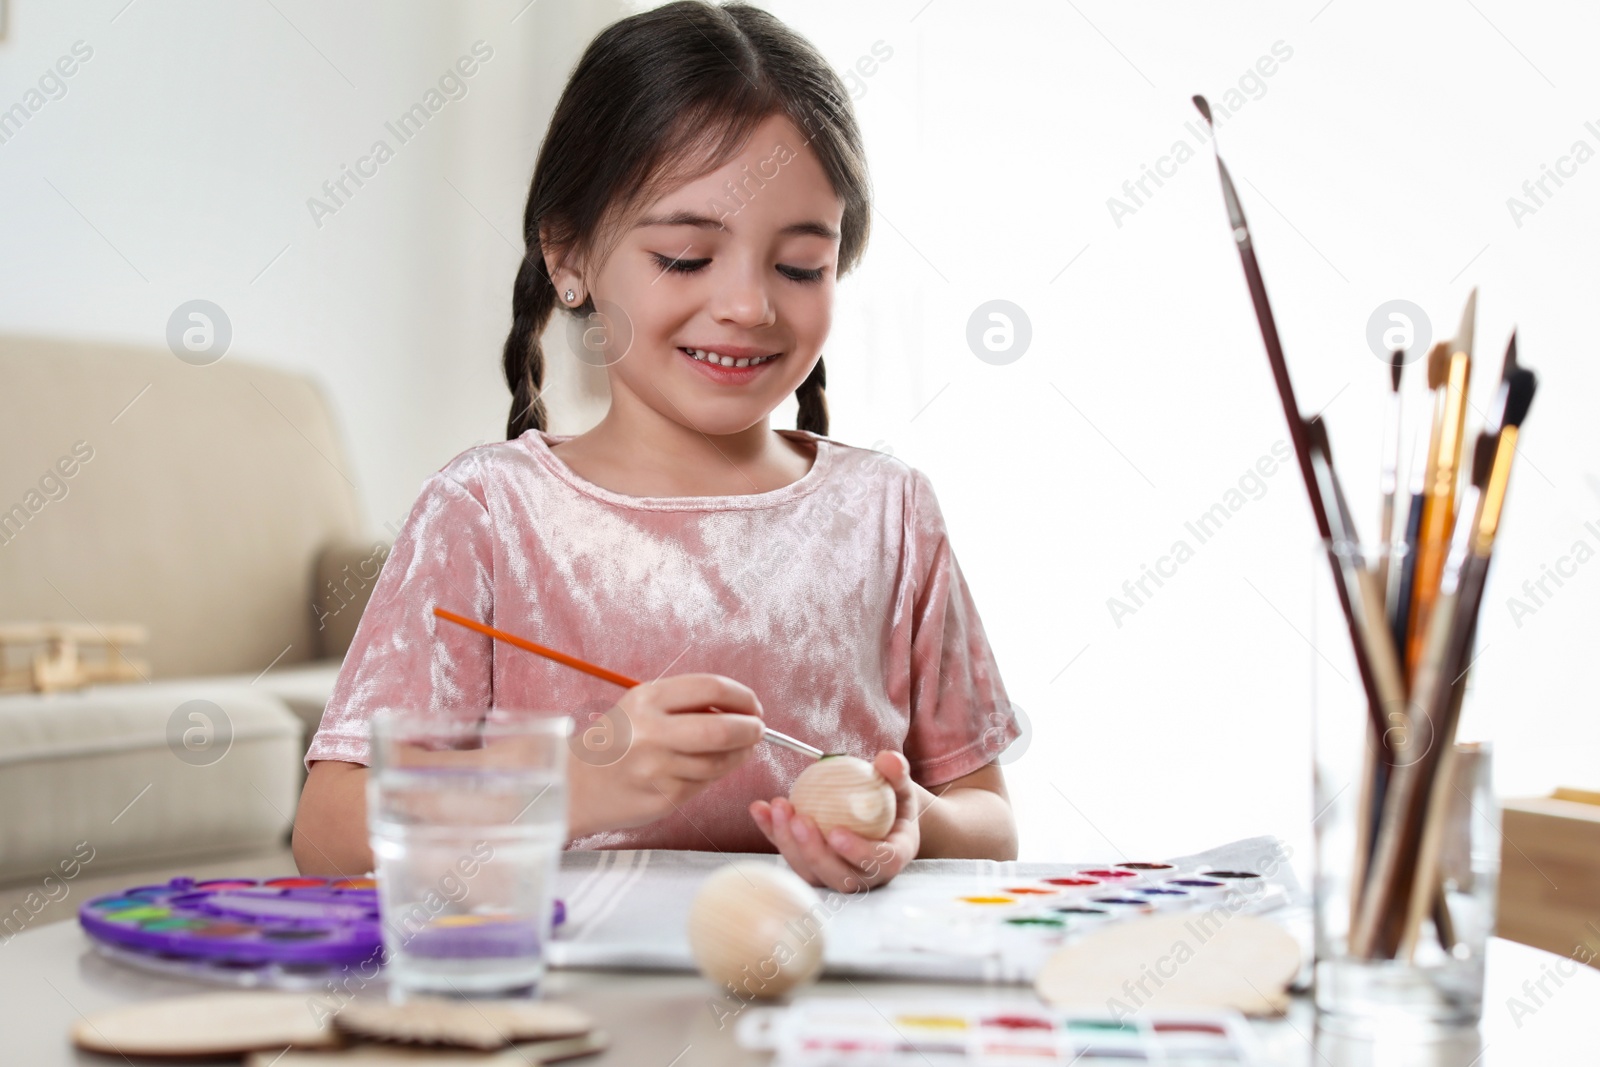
<box><xmin>688</xmin><ymin>862</ymin><xmax>825</xmax><ymax>997</ymax></box>
<box><xmin>788</xmin><ymin>755</ymin><xmax>896</xmax><ymax>839</ymax></box>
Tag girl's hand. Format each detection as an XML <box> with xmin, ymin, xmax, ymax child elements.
<box><xmin>567</xmin><ymin>673</ymin><xmax>765</xmax><ymax>839</ymax></box>
<box><xmin>748</xmin><ymin>751</ymin><xmax>920</xmax><ymax>893</ymax></box>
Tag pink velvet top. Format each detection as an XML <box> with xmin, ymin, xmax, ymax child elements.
<box><xmin>307</xmin><ymin>428</ymin><xmax>1018</xmax><ymax>852</ymax></box>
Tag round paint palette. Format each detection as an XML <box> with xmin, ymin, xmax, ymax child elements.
<box><xmin>80</xmin><ymin>876</ymin><xmax>384</xmax><ymax>968</ymax></box>
<box><xmin>80</xmin><ymin>876</ymin><xmax>570</xmax><ymax>989</ymax></box>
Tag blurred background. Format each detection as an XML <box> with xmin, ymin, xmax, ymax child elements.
<box><xmin>2</xmin><ymin>0</ymin><xmax>1596</xmax><ymax>872</ymax></box>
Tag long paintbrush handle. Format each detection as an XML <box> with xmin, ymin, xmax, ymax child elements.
<box><xmin>431</xmin><ymin>607</ymin><xmax>824</xmax><ymax>760</ymax></box>
<box><xmin>1389</xmin><ymin>492</ymin><xmax>1425</xmax><ymax>656</ymax></box>
<box><xmin>433</xmin><ymin>607</ymin><xmax>638</xmax><ymax>688</ymax></box>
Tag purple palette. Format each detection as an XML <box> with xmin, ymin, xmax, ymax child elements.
<box><xmin>80</xmin><ymin>876</ymin><xmax>384</xmax><ymax>966</ymax></box>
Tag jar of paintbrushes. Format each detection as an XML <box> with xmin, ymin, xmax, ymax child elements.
<box><xmin>1311</xmin><ymin>539</ymin><xmax>1501</xmax><ymax>1035</ymax></box>
<box><xmin>1191</xmin><ymin>84</ymin><xmax>1538</xmax><ymax>1041</ymax></box>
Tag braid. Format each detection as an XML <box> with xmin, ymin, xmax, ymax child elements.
<box><xmin>503</xmin><ymin>247</ymin><xmax>559</xmax><ymax>439</ymax></box>
<box><xmin>795</xmin><ymin>355</ymin><xmax>829</xmax><ymax>437</ymax></box>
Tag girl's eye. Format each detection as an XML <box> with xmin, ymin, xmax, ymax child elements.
<box><xmin>778</xmin><ymin>265</ymin><xmax>826</xmax><ymax>284</ymax></box>
<box><xmin>651</xmin><ymin>253</ymin><xmax>710</xmax><ymax>274</ymax></box>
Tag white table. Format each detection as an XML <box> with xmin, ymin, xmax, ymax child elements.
<box><xmin>0</xmin><ymin>920</ymin><xmax>1593</xmax><ymax>1064</ymax></box>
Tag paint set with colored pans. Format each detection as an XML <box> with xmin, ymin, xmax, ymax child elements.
<box><xmin>78</xmin><ymin>875</ymin><xmax>385</xmax><ymax>987</ymax></box>
<box><xmin>885</xmin><ymin>861</ymin><xmax>1284</xmax><ymax>967</ymax></box>
<box><xmin>744</xmin><ymin>998</ymin><xmax>1268</xmax><ymax>1065</ymax></box>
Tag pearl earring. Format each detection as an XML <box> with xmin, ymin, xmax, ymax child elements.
<box><xmin>564</xmin><ymin>289</ymin><xmax>577</xmax><ymax>304</ymax></box>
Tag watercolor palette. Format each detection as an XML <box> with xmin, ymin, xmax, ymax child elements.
<box><xmin>870</xmin><ymin>861</ymin><xmax>1287</xmax><ymax>980</ymax></box>
<box><xmin>79</xmin><ymin>876</ymin><xmax>384</xmax><ymax>986</ymax></box>
<box><xmin>741</xmin><ymin>998</ymin><xmax>1268</xmax><ymax>1065</ymax></box>
<box><xmin>80</xmin><ymin>876</ymin><xmax>567</xmax><ymax>990</ymax></box>
<box><xmin>551</xmin><ymin>837</ymin><xmax>1298</xmax><ymax>983</ymax></box>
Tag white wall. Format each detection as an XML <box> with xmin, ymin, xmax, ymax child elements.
<box><xmin>748</xmin><ymin>0</ymin><xmax>1600</xmax><ymax>868</ymax></box>
<box><xmin>5</xmin><ymin>0</ymin><xmax>1597</xmax><ymax>867</ymax></box>
<box><xmin>0</xmin><ymin>0</ymin><xmax>621</xmax><ymax>536</ymax></box>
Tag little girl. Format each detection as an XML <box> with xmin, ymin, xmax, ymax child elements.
<box><xmin>293</xmin><ymin>0</ymin><xmax>1019</xmax><ymax>893</ymax></box>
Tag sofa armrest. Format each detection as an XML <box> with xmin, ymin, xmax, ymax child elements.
<box><xmin>312</xmin><ymin>537</ymin><xmax>391</xmax><ymax>660</ymax></box>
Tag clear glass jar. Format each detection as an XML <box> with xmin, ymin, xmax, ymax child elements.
<box><xmin>1310</xmin><ymin>540</ymin><xmax>1499</xmax><ymax>1036</ymax></box>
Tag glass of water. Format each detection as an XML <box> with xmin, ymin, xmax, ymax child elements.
<box><xmin>367</xmin><ymin>708</ymin><xmax>570</xmax><ymax>998</ymax></box>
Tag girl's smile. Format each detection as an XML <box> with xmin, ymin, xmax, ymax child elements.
<box><xmin>678</xmin><ymin>344</ymin><xmax>784</xmax><ymax>384</ymax></box>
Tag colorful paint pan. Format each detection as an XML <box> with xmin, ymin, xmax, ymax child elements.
<box><xmin>1078</xmin><ymin>869</ymin><xmax>1137</xmax><ymax>879</ymax></box>
<box><xmin>896</xmin><ymin>1015</ymin><xmax>968</xmax><ymax>1031</ymax></box>
<box><xmin>983</xmin><ymin>1014</ymin><xmax>1054</xmax><ymax>1031</ymax></box>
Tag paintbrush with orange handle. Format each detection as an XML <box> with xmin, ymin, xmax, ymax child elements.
<box><xmin>1406</xmin><ymin>292</ymin><xmax>1476</xmax><ymax>679</ymax></box>
<box><xmin>431</xmin><ymin>606</ymin><xmax>826</xmax><ymax>760</ymax></box>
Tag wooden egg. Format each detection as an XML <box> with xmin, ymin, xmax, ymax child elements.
<box><xmin>688</xmin><ymin>862</ymin><xmax>825</xmax><ymax>998</ymax></box>
<box><xmin>789</xmin><ymin>755</ymin><xmax>896</xmax><ymax>839</ymax></box>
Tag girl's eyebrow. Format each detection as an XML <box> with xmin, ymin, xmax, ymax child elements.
<box><xmin>634</xmin><ymin>209</ymin><xmax>839</xmax><ymax>241</ymax></box>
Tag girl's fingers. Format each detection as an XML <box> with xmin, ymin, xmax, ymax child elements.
<box><xmin>749</xmin><ymin>799</ymin><xmax>774</xmax><ymax>834</ymax></box>
<box><xmin>779</xmin><ymin>801</ymin><xmax>873</xmax><ymax>894</ymax></box>
<box><xmin>824</xmin><ymin>827</ymin><xmax>885</xmax><ymax>870</ymax></box>
<box><xmin>874</xmin><ymin>750</ymin><xmax>916</xmax><ymax>814</ymax></box>
<box><xmin>767</xmin><ymin>800</ymin><xmax>817</xmax><ymax>884</ymax></box>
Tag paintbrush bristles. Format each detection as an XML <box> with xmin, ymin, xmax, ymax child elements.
<box><xmin>1502</xmin><ymin>368</ymin><xmax>1537</xmax><ymax>429</ymax></box>
<box><xmin>1471</xmin><ymin>434</ymin><xmax>1497</xmax><ymax>490</ymax></box>
<box><xmin>1390</xmin><ymin>349</ymin><xmax>1404</xmax><ymax>392</ymax></box>
<box><xmin>1454</xmin><ymin>288</ymin><xmax>1478</xmax><ymax>361</ymax></box>
<box><xmin>1305</xmin><ymin>415</ymin><xmax>1330</xmax><ymax>456</ymax></box>
<box><xmin>1499</xmin><ymin>331</ymin><xmax>1519</xmax><ymax>383</ymax></box>
<box><xmin>1425</xmin><ymin>342</ymin><xmax>1451</xmax><ymax>391</ymax></box>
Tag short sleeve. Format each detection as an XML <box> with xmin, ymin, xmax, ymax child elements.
<box><xmin>305</xmin><ymin>469</ymin><xmax>497</xmax><ymax>768</ymax></box>
<box><xmin>900</xmin><ymin>468</ymin><xmax>1020</xmax><ymax>786</ymax></box>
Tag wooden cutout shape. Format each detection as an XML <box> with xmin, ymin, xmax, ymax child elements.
<box><xmin>1035</xmin><ymin>913</ymin><xmax>1300</xmax><ymax>1017</ymax></box>
<box><xmin>334</xmin><ymin>997</ymin><xmax>592</xmax><ymax>1050</ymax></box>
<box><xmin>246</xmin><ymin>1030</ymin><xmax>609</xmax><ymax>1064</ymax></box>
<box><xmin>71</xmin><ymin>991</ymin><xmax>337</xmax><ymax>1056</ymax></box>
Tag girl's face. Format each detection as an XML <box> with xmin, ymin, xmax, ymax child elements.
<box><xmin>569</xmin><ymin>114</ymin><xmax>844</xmax><ymax>438</ymax></box>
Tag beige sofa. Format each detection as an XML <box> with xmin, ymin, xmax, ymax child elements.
<box><xmin>0</xmin><ymin>335</ymin><xmax>384</xmax><ymax>934</ymax></box>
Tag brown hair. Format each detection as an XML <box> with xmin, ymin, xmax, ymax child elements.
<box><xmin>502</xmin><ymin>0</ymin><xmax>871</xmax><ymax>440</ymax></box>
